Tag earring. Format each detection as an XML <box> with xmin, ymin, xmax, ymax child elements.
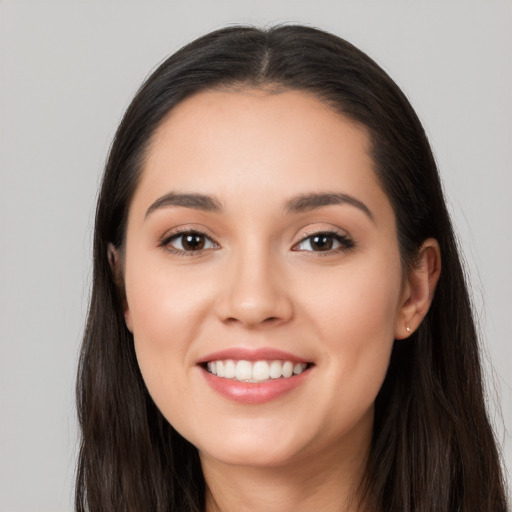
<box><xmin>406</xmin><ymin>325</ymin><xmax>412</xmax><ymax>333</ymax></box>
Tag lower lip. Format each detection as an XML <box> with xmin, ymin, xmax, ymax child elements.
<box><xmin>200</xmin><ymin>366</ymin><xmax>311</xmax><ymax>404</ymax></box>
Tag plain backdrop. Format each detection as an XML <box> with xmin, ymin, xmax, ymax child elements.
<box><xmin>0</xmin><ymin>1</ymin><xmax>510</xmax><ymax>510</ymax></box>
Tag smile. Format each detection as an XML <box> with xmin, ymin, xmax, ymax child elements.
<box><xmin>206</xmin><ymin>359</ymin><xmax>308</xmax><ymax>382</ymax></box>
<box><xmin>198</xmin><ymin>348</ymin><xmax>313</xmax><ymax>403</ymax></box>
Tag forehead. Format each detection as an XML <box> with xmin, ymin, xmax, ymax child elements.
<box><xmin>148</xmin><ymin>88</ymin><xmax>371</xmax><ymax>161</ymax></box>
<box><xmin>132</xmin><ymin>88</ymin><xmax>388</xmax><ymax>218</ymax></box>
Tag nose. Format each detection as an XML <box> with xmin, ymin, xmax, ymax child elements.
<box><xmin>215</xmin><ymin>246</ymin><xmax>294</xmax><ymax>328</ymax></box>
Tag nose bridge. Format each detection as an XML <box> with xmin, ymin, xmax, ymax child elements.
<box><xmin>217</xmin><ymin>237</ymin><xmax>293</xmax><ymax>326</ymax></box>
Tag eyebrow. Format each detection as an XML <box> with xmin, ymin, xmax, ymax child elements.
<box><xmin>145</xmin><ymin>191</ymin><xmax>373</xmax><ymax>221</ymax></box>
<box><xmin>285</xmin><ymin>192</ymin><xmax>374</xmax><ymax>221</ymax></box>
<box><xmin>145</xmin><ymin>192</ymin><xmax>223</xmax><ymax>218</ymax></box>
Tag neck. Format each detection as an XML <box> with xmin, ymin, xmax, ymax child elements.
<box><xmin>201</xmin><ymin>428</ymin><xmax>371</xmax><ymax>512</ymax></box>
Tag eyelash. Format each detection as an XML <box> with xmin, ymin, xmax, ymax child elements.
<box><xmin>159</xmin><ymin>229</ymin><xmax>219</xmax><ymax>256</ymax></box>
<box><xmin>292</xmin><ymin>230</ymin><xmax>355</xmax><ymax>255</ymax></box>
<box><xmin>159</xmin><ymin>229</ymin><xmax>355</xmax><ymax>256</ymax></box>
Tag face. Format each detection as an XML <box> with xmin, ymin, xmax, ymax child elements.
<box><xmin>121</xmin><ymin>89</ymin><xmax>409</xmax><ymax>470</ymax></box>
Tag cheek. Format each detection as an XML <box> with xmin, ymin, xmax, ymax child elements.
<box><xmin>305</xmin><ymin>258</ymin><xmax>402</xmax><ymax>341</ymax></box>
<box><xmin>301</xmin><ymin>256</ymin><xmax>402</xmax><ymax>401</ymax></box>
<box><xmin>126</xmin><ymin>252</ymin><xmax>213</xmax><ymax>337</ymax></box>
<box><xmin>124</xmin><ymin>255</ymin><xmax>215</xmax><ymax>399</ymax></box>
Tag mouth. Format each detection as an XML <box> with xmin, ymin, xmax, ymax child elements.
<box><xmin>202</xmin><ymin>359</ymin><xmax>311</xmax><ymax>383</ymax></box>
<box><xmin>197</xmin><ymin>348</ymin><xmax>314</xmax><ymax>403</ymax></box>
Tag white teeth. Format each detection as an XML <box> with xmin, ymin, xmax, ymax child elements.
<box><xmin>235</xmin><ymin>360</ymin><xmax>252</xmax><ymax>381</ymax></box>
<box><xmin>224</xmin><ymin>360</ymin><xmax>236</xmax><ymax>379</ymax></box>
<box><xmin>205</xmin><ymin>359</ymin><xmax>308</xmax><ymax>382</ymax></box>
<box><xmin>293</xmin><ymin>362</ymin><xmax>305</xmax><ymax>375</ymax></box>
<box><xmin>282</xmin><ymin>361</ymin><xmax>293</xmax><ymax>378</ymax></box>
<box><xmin>252</xmin><ymin>361</ymin><xmax>270</xmax><ymax>381</ymax></box>
<box><xmin>269</xmin><ymin>360</ymin><xmax>282</xmax><ymax>379</ymax></box>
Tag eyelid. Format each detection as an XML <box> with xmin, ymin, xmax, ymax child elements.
<box><xmin>292</xmin><ymin>227</ymin><xmax>355</xmax><ymax>253</ymax></box>
<box><xmin>157</xmin><ymin>225</ymin><xmax>354</xmax><ymax>255</ymax></box>
<box><xmin>159</xmin><ymin>227</ymin><xmax>220</xmax><ymax>255</ymax></box>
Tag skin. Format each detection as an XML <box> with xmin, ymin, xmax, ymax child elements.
<box><xmin>117</xmin><ymin>89</ymin><xmax>440</xmax><ymax>512</ymax></box>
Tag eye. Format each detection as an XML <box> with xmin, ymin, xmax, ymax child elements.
<box><xmin>293</xmin><ymin>231</ymin><xmax>354</xmax><ymax>253</ymax></box>
<box><xmin>161</xmin><ymin>230</ymin><xmax>218</xmax><ymax>254</ymax></box>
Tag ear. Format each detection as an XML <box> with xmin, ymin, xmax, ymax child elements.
<box><xmin>395</xmin><ymin>238</ymin><xmax>441</xmax><ymax>339</ymax></box>
<box><xmin>107</xmin><ymin>243</ymin><xmax>133</xmax><ymax>333</ymax></box>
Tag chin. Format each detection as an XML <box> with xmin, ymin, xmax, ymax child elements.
<box><xmin>199</xmin><ymin>441</ymin><xmax>300</xmax><ymax>469</ymax></box>
<box><xmin>191</xmin><ymin>417</ymin><xmax>330</xmax><ymax>470</ymax></box>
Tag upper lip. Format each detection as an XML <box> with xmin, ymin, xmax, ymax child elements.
<box><xmin>196</xmin><ymin>347</ymin><xmax>310</xmax><ymax>364</ymax></box>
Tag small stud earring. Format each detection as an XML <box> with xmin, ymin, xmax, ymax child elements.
<box><xmin>406</xmin><ymin>325</ymin><xmax>412</xmax><ymax>333</ymax></box>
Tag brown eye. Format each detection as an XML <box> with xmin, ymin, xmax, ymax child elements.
<box><xmin>294</xmin><ymin>231</ymin><xmax>354</xmax><ymax>253</ymax></box>
<box><xmin>182</xmin><ymin>233</ymin><xmax>206</xmax><ymax>250</ymax></box>
<box><xmin>310</xmin><ymin>234</ymin><xmax>333</xmax><ymax>251</ymax></box>
<box><xmin>164</xmin><ymin>231</ymin><xmax>217</xmax><ymax>253</ymax></box>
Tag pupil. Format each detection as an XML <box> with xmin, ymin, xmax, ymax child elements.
<box><xmin>183</xmin><ymin>234</ymin><xmax>204</xmax><ymax>250</ymax></box>
<box><xmin>312</xmin><ymin>234</ymin><xmax>332</xmax><ymax>251</ymax></box>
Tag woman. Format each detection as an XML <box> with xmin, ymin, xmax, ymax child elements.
<box><xmin>76</xmin><ymin>25</ymin><xmax>508</xmax><ymax>511</ymax></box>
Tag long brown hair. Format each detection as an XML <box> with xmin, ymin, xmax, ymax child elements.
<box><xmin>76</xmin><ymin>25</ymin><xmax>508</xmax><ymax>511</ymax></box>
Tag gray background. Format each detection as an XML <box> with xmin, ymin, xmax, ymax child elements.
<box><xmin>0</xmin><ymin>1</ymin><xmax>510</xmax><ymax>510</ymax></box>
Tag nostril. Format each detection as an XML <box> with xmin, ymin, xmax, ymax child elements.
<box><xmin>224</xmin><ymin>315</ymin><xmax>278</xmax><ymax>323</ymax></box>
